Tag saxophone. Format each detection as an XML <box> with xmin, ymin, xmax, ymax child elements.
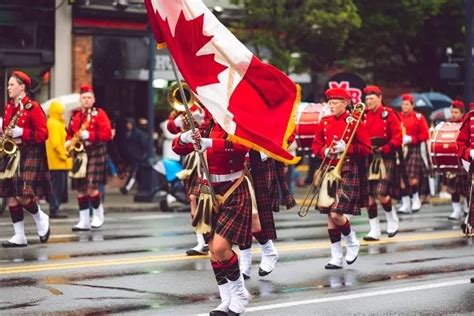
<box><xmin>67</xmin><ymin>110</ymin><xmax>91</xmax><ymax>157</ymax></box>
<box><xmin>0</xmin><ymin>99</ymin><xmax>24</xmax><ymax>159</ymax></box>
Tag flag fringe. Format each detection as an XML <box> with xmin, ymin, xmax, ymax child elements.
<box><xmin>283</xmin><ymin>83</ymin><xmax>301</xmax><ymax>149</ymax></box>
<box><xmin>227</xmin><ymin>84</ymin><xmax>302</xmax><ymax>165</ymax></box>
<box><xmin>227</xmin><ymin>134</ymin><xmax>301</xmax><ymax>165</ymax></box>
<box><xmin>156</xmin><ymin>42</ymin><xmax>167</xmax><ymax>49</ymax></box>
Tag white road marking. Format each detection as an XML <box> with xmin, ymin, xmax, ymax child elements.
<box><xmin>198</xmin><ymin>279</ymin><xmax>470</xmax><ymax>315</ymax></box>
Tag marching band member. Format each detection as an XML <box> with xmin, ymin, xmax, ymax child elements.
<box><xmin>312</xmin><ymin>87</ymin><xmax>371</xmax><ymax>269</ymax></box>
<box><xmin>172</xmin><ymin>116</ymin><xmax>251</xmax><ymax>315</ymax></box>
<box><xmin>398</xmin><ymin>94</ymin><xmax>430</xmax><ymax>214</ymax></box>
<box><xmin>456</xmin><ymin>103</ymin><xmax>474</xmax><ymax>235</ymax></box>
<box><xmin>66</xmin><ymin>84</ymin><xmax>112</xmax><ymax>231</ymax></box>
<box><xmin>167</xmin><ymin>101</ymin><xmax>208</xmax><ymax>256</ymax></box>
<box><xmin>362</xmin><ymin>86</ymin><xmax>402</xmax><ymax>240</ymax></box>
<box><xmin>239</xmin><ymin>150</ymin><xmax>296</xmax><ymax>279</ymax></box>
<box><xmin>446</xmin><ymin>100</ymin><xmax>469</xmax><ymax>219</ymax></box>
<box><xmin>1</xmin><ymin>71</ymin><xmax>51</xmax><ymax>247</ymax></box>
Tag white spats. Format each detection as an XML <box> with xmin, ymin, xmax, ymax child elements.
<box><xmin>343</xmin><ymin>228</ymin><xmax>360</xmax><ymax>265</ymax></box>
<box><xmin>449</xmin><ymin>202</ymin><xmax>463</xmax><ymax>220</ymax></box>
<box><xmin>239</xmin><ymin>248</ymin><xmax>252</xmax><ymax>279</ymax></box>
<box><xmin>259</xmin><ymin>240</ymin><xmax>279</xmax><ymax>276</ymax></box>
<box><xmin>363</xmin><ymin>217</ymin><xmax>381</xmax><ymax>241</ymax></box>
<box><xmin>212</xmin><ymin>283</ymin><xmax>231</xmax><ymax>314</ymax></box>
<box><xmin>91</xmin><ymin>204</ymin><xmax>105</xmax><ymax>229</ymax></box>
<box><xmin>72</xmin><ymin>209</ymin><xmax>91</xmax><ymax>231</ymax></box>
<box><xmin>6</xmin><ymin>221</ymin><xmax>27</xmax><ymax>246</ymax></box>
<box><xmin>325</xmin><ymin>241</ymin><xmax>343</xmax><ymax>269</ymax></box>
<box><xmin>228</xmin><ymin>275</ymin><xmax>250</xmax><ymax>314</ymax></box>
<box><xmin>398</xmin><ymin>195</ymin><xmax>411</xmax><ymax>214</ymax></box>
<box><xmin>386</xmin><ymin>210</ymin><xmax>399</xmax><ymax>237</ymax></box>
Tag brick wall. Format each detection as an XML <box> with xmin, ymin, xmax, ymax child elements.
<box><xmin>72</xmin><ymin>35</ymin><xmax>92</xmax><ymax>93</ymax></box>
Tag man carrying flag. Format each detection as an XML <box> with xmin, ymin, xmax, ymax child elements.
<box><xmin>145</xmin><ymin>0</ymin><xmax>300</xmax><ymax>165</ymax></box>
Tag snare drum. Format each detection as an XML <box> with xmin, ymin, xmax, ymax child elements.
<box><xmin>295</xmin><ymin>103</ymin><xmax>328</xmax><ymax>153</ymax></box>
<box><xmin>430</xmin><ymin>122</ymin><xmax>462</xmax><ymax>173</ymax></box>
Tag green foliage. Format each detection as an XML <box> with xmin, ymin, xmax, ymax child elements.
<box><xmin>230</xmin><ymin>0</ymin><xmax>465</xmax><ymax>90</ymax></box>
<box><xmin>230</xmin><ymin>0</ymin><xmax>361</xmax><ymax>73</ymax></box>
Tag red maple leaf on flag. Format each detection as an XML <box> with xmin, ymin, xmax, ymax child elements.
<box><xmin>158</xmin><ymin>11</ymin><xmax>227</xmax><ymax>90</ymax></box>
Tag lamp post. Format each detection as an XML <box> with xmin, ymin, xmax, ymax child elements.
<box><xmin>465</xmin><ymin>0</ymin><xmax>474</xmax><ymax>108</ymax></box>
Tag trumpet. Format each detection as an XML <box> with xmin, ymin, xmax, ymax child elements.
<box><xmin>167</xmin><ymin>82</ymin><xmax>204</xmax><ymax>130</ymax></box>
<box><xmin>299</xmin><ymin>102</ymin><xmax>366</xmax><ymax>217</ymax></box>
<box><xmin>0</xmin><ymin>98</ymin><xmax>24</xmax><ymax>159</ymax></box>
<box><xmin>67</xmin><ymin>110</ymin><xmax>91</xmax><ymax>157</ymax></box>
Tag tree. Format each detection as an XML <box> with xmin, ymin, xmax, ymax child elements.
<box><xmin>229</xmin><ymin>0</ymin><xmax>361</xmax><ymax>74</ymax></box>
<box><xmin>346</xmin><ymin>0</ymin><xmax>465</xmax><ymax>90</ymax></box>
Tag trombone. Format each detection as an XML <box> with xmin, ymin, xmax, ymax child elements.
<box><xmin>298</xmin><ymin>102</ymin><xmax>366</xmax><ymax>217</ymax></box>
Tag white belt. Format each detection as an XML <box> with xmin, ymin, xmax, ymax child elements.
<box><xmin>209</xmin><ymin>170</ymin><xmax>243</xmax><ymax>183</ymax></box>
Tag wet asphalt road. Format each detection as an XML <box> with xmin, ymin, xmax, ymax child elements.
<box><xmin>0</xmin><ymin>203</ymin><xmax>473</xmax><ymax>315</ymax></box>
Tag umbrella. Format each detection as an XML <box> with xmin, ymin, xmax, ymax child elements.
<box><xmin>41</xmin><ymin>94</ymin><xmax>80</xmax><ymax>122</ymax></box>
<box><xmin>429</xmin><ymin>107</ymin><xmax>452</xmax><ymax>123</ymax></box>
<box><xmin>390</xmin><ymin>93</ymin><xmax>433</xmax><ymax>109</ymax></box>
<box><xmin>420</xmin><ymin>92</ymin><xmax>452</xmax><ymax>110</ymax></box>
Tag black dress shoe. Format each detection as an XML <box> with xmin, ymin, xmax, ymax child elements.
<box><xmin>387</xmin><ymin>230</ymin><xmax>398</xmax><ymax>238</ymax></box>
<box><xmin>2</xmin><ymin>241</ymin><xmax>27</xmax><ymax>248</ymax></box>
<box><xmin>209</xmin><ymin>310</ymin><xmax>228</xmax><ymax>316</ymax></box>
<box><xmin>72</xmin><ymin>227</ymin><xmax>90</xmax><ymax>232</ymax></box>
<box><xmin>40</xmin><ymin>227</ymin><xmax>50</xmax><ymax>243</ymax></box>
<box><xmin>50</xmin><ymin>214</ymin><xmax>68</xmax><ymax>219</ymax></box>
<box><xmin>120</xmin><ymin>187</ymin><xmax>128</xmax><ymax>195</ymax></box>
<box><xmin>228</xmin><ymin>310</ymin><xmax>240</xmax><ymax>316</ymax></box>
<box><xmin>363</xmin><ymin>236</ymin><xmax>379</xmax><ymax>241</ymax></box>
<box><xmin>347</xmin><ymin>256</ymin><xmax>358</xmax><ymax>265</ymax></box>
<box><xmin>258</xmin><ymin>268</ymin><xmax>273</xmax><ymax>277</ymax></box>
<box><xmin>324</xmin><ymin>263</ymin><xmax>342</xmax><ymax>270</ymax></box>
<box><xmin>242</xmin><ymin>273</ymin><xmax>250</xmax><ymax>280</ymax></box>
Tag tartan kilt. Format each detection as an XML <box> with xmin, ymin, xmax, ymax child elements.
<box><xmin>318</xmin><ymin>158</ymin><xmax>367</xmax><ymax>216</ymax></box>
<box><xmin>0</xmin><ymin>143</ymin><xmax>51</xmax><ymax>198</ymax></box>
<box><xmin>368</xmin><ymin>154</ymin><xmax>397</xmax><ymax>198</ymax></box>
<box><xmin>405</xmin><ymin>145</ymin><xmax>428</xmax><ymax>179</ymax></box>
<box><xmin>251</xmin><ymin>159</ymin><xmax>279</xmax><ymax>240</ymax></box>
<box><xmin>446</xmin><ymin>171</ymin><xmax>469</xmax><ymax>197</ymax></box>
<box><xmin>71</xmin><ymin>143</ymin><xmax>107</xmax><ymax>191</ymax></box>
<box><xmin>184</xmin><ymin>169</ymin><xmax>201</xmax><ymax>199</ymax></box>
<box><xmin>210</xmin><ymin>178</ymin><xmax>252</xmax><ymax>247</ymax></box>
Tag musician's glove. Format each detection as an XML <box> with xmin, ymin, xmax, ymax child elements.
<box><xmin>192</xmin><ymin>110</ymin><xmax>205</xmax><ymax>126</ymax></box>
<box><xmin>332</xmin><ymin>140</ymin><xmax>346</xmax><ymax>154</ymax></box>
<box><xmin>470</xmin><ymin>149</ymin><xmax>474</xmax><ymax>160</ymax></box>
<box><xmin>179</xmin><ymin>130</ymin><xmax>194</xmax><ymax>144</ymax></box>
<box><xmin>64</xmin><ymin>140</ymin><xmax>71</xmax><ymax>150</ymax></box>
<box><xmin>402</xmin><ymin>135</ymin><xmax>412</xmax><ymax>145</ymax></box>
<box><xmin>11</xmin><ymin>126</ymin><xmax>23</xmax><ymax>138</ymax></box>
<box><xmin>174</xmin><ymin>116</ymin><xmax>184</xmax><ymax>129</ymax></box>
<box><xmin>79</xmin><ymin>130</ymin><xmax>90</xmax><ymax>140</ymax></box>
<box><xmin>196</xmin><ymin>138</ymin><xmax>212</xmax><ymax>152</ymax></box>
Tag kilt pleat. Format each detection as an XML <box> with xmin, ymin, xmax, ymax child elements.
<box><xmin>250</xmin><ymin>156</ymin><xmax>279</xmax><ymax>240</ymax></box>
<box><xmin>71</xmin><ymin>143</ymin><xmax>107</xmax><ymax>191</ymax></box>
<box><xmin>406</xmin><ymin>145</ymin><xmax>428</xmax><ymax>179</ymax></box>
<box><xmin>211</xmin><ymin>178</ymin><xmax>252</xmax><ymax>247</ymax></box>
<box><xmin>368</xmin><ymin>154</ymin><xmax>397</xmax><ymax>197</ymax></box>
<box><xmin>318</xmin><ymin>158</ymin><xmax>367</xmax><ymax>216</ymax></box>
<box><xmin>0</xmin><ymin>143</ymin><xmax>51</xmax><ymax>198</ymax></box>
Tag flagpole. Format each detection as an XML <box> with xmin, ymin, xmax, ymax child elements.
<box><xmin>168</xmin><ymin>54</ymin><xmax>216</xmax><ymax>199</ymax></box>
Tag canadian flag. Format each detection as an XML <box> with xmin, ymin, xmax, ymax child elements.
<box><xmin>145</xmin><ymin>0</ymin><xmax>300</xmax><ymax>164</ymax></box>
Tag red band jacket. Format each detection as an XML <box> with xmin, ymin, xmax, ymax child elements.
<box><xmin>67</xmin><ymin>107</ymin><xmax>112</xmax><ymax>143</ymax></box>
<box><xmin>399</xmin><ymin>110</ymin><xmax>429</xmax><ymax>145</ymax></box>
<box><xmin>456</xmin><ymin>110</ymin><xmax>474</xmax><ymax>161</ymax></box>
<box><xmin>363</xmin><ymin>105</ymin><xmax>402</xmax><ymax>154</ymax></box>
<box><xmin>3</xmin><ymin>95</ymin><xmax>48</xmax><ymax>143</ymax></box>
<box><xmin>172</xmin><ymin>119</ymin><xmax>248</xmax><ymax>175</ymax></box>
<box><xmin>311</xmin><ymin>111</ymin><xmax>371</xmax><ymax>161</ymax></box>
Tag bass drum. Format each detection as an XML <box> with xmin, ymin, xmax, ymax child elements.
<box><xmin>295</xmin><ymin>102</ymin><xmax>328</xmax><ymax>155</ymax></box>
<box><xmin>430</xmin><ymin>121</ymin><xmax>463</xmax><ymax>174</ymax></box>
